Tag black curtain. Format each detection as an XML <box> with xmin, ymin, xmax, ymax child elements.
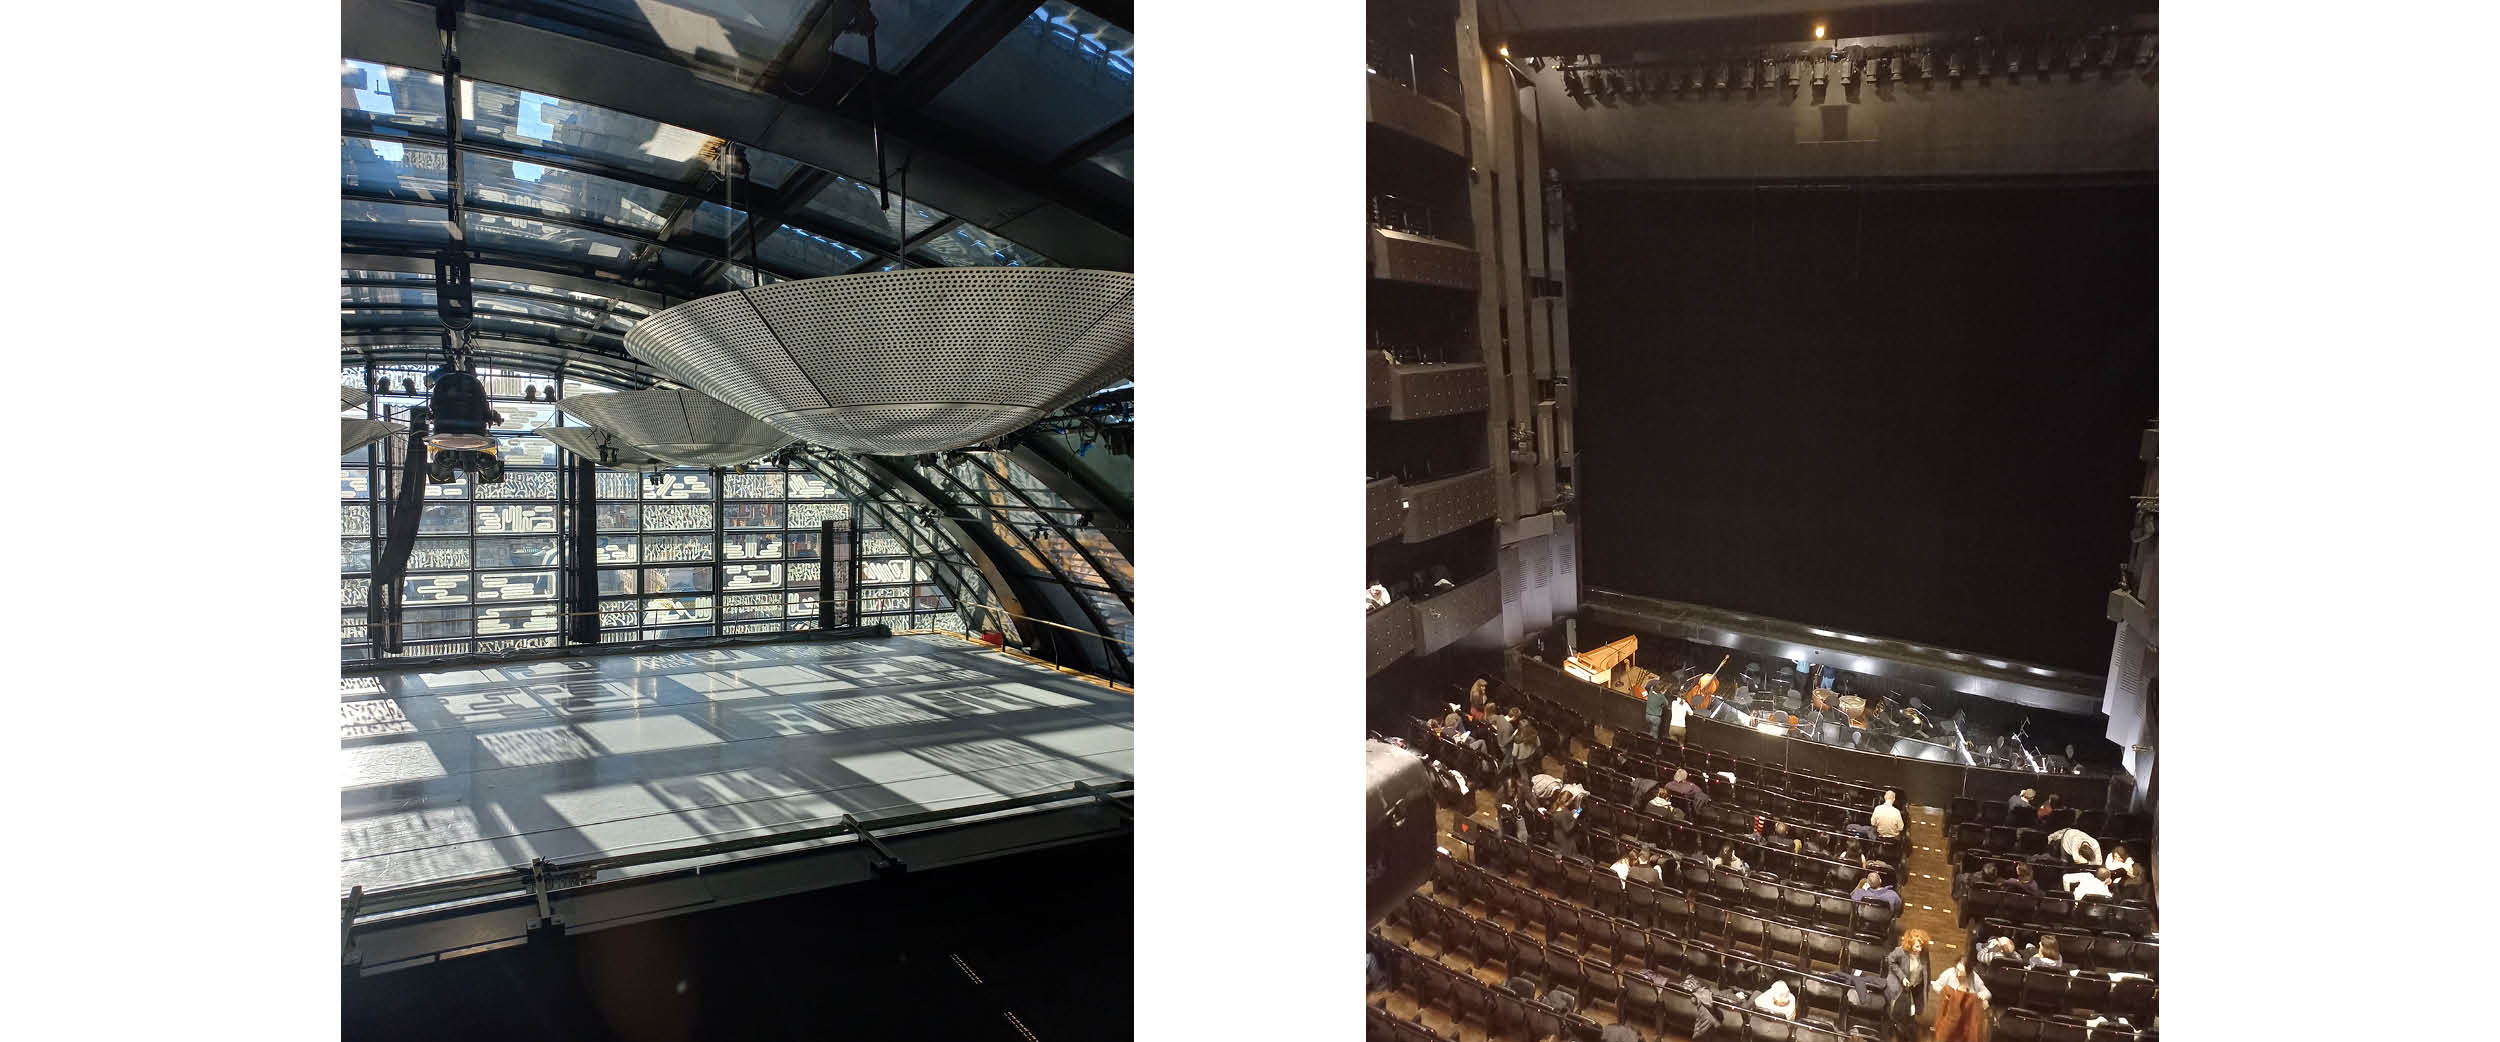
<box><xmin>1568</xmin><ymin>179</ymin><xmax>2156</xmax><ymax>671</ymax></box>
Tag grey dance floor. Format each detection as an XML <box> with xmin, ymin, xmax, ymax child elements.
<box><xmin>341</xmin><ymin>634</ymin><xmax>1134</xmax><ymax>895</ymax></box>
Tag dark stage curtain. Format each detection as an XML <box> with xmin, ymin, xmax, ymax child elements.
<box><xmin>1568</xmin><ymin>179</ymin><xmax>2156</xmax><ymax>671</ymax></box>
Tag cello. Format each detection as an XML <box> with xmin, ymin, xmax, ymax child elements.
<box><xmin>1684</xmin><ymin>654</ymin><xmax>1730</xmax><ymax>713</ymax></box>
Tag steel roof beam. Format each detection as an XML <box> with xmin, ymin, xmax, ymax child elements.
<box><xmin>344</xmin><ymin>0</ymin><xmax>1130</xmax><ymax>269</ymax></box>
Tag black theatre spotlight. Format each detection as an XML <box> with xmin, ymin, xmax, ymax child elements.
<box><xmin>424</xmin><ymin>369</ymin><xmax>497</xmax><ymax>451</ymax></box>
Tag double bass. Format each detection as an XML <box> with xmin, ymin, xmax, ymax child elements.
<box><xmin>1684</xmin><ymin>654</ymin><xmax>1730</xmax><ymax>713</ymax></box>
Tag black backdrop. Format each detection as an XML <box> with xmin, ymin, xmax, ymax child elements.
<box><xmin>1569</xmin><ymin>179</ymin><xmax>2156</xmax><ymax>671</ymax></box>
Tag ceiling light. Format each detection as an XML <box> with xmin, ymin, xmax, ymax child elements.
<box><xmin>1814</xmin><ymin>25</ymin><xmax>1826</xmax><ymax>40</ymax></box>
<box><xmin>623</xmin><ymin>269</ymin><xmax>1133</xmax><ymax>456</ymax></box>
<box><xmin>1498</xmin><ymin>43</ymin><xmax>1510</xmax><ymax>57</ymax></box>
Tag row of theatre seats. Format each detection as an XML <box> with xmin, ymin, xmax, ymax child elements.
<box><xmin>1955</xmin><ymin>884</ymin><xmax>2154</xmax><ymax>937</ymax></box>
<box><xmin>1946</xmin><ymin>796</ymin><xmax>2148</xmax><ymax>840</ymax></box>
<box><xmin>1453</xmin><ymin>842</ymin><xmax>1897</xmax><ymax>968</ymax></box>
<box><xmin>1381</xmin><ymin>852</ymin><xmax>2158</xmax><ymax>1041</ymax></box>
<box><xmin>1575</xmin><ymin>763</ymin><xmax>1910</xmax><ymax>874</ymax></box>
<box><xmin>1584</xmin><ymin>750</ymin><xmax>1903</xmax><ymax>855</ymax></box>
<box><xmin>1607</xmin><ymin>730</ymin><xmax>1893</xmax><ymax>811</ymax></box>
<box><xmin>1368</xmin><ymin>998</ymin><xmax>2139</xmax><ymax>1042</ymax></box>
<box><xmin>1962</xmin><ymin>917</ymin><xmax>2160</xmax><ymax>978</ymax></box>
<box><xmin>1558</xmin><ymin>800</ymin><xmax>1903</xmax><ymax>930</ymax></box>
<box><xmin>1947</xmin><ymin>821</ymin><xmax>2153</xmax><ymax>868</ymax></box>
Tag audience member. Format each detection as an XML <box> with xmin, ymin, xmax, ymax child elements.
<box><xmin>2010</xmin><ymin>862</ymin><xmax>2045</xmax><ymax>896</ymax></box>
<box><xmin>1847</xmin><ymin>839</ymin><xmax>1893</xmax><ymax>880</ymax></box>
<box><xmin>1468</xmin><ymin>674</ymin><xmax>1490</xmax><ymax>712</ymax></box>
<box><xmin>1528</xmin><ymin>772</ymin><xmax>1566</xmax><ymax>804</ymax></box>
<box><xmin>2046</xmin><ymin>826</ymin><xmax>2101</xmax><ymax>864</ymax></box>
<box><xmin>2105</xmin><ymin>844</ymin><xmax>2142</xmax><ymax>883</ymax></box>
<box><xmin>2007</xmin><ymin>788</ymin><xmax>2036</xmax><ymax>813</ymax></box>
<box><xmin>2064</xmin><ymin>866</ymin><xmax>2115</xmax><ymax>902</ymax></box>
<box><xmin>1958</xmin><ymin>860</ymin><xmax>2002</xmax><ymax>898</ymax></box>
<box><xmin>1668</xmin><ymin>689</ymin><xmax>1692</xmax><ymax>741</ymax></box>
<box><xmin>2028</xmin><ymin>935</ymin><xmax>2066</xmax><ymax>971</ymax></box>
<box><xmin>1882</xmin><ymin>930</ymin><xmax>1931</xmax><ymax>1042</ymax></box>
<box><xmin>1852</xmin><ymin>873</ymin><xmax>1903</xmax><ymax>914</ymax></box>
<box><xmin>1366</xmin><ymin>583</ymin><xmax>1390</xmax><ymax>610</ymax></box>
<box><xmin>2035</xmin><ymin>793</ymin><xmax>2064</xmax><ymax>824</ymax></box>
<box><xmin>1930</xmin><ymin>946</ymin><xmax>1992</xmax><ymax>1042</ymax></box>
<box><xmin>1712</xmin><ymin>844</ymin><xmax>1748</xmax><ymax>874</ymax></box>
<box><xmin>1753</xmin><ymin>980</ymin><xmax>1798</xmax><ymax>1020</ymax></box>
<box><xmin>1869</xmin><ymin>789</ymin><xmax>1906</xmax><ymax>839</ymax></box>
<box><xmin>1973</xmin><ymin>936</ymin><xmax>2019</xmax><ymax>968</ymax></box>
<box><xmin>1758</xmin><ymin>820</ymin><xmax>1802</xmax><ymax>855</ymax></box>
<box><xmin>1664</xmin><ymin>768</ymin><xmax>1710</xmax><ymax>810</ymax></box>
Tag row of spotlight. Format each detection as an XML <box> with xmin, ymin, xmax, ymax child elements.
<box><xmin>1552</xmin><ymin>31</ymin><xmax>2156</xmax><ymax>100</ymax></box>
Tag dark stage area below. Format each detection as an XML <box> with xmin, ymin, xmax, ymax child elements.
<box><xmin>1567</xmin><ymin>178</ymin><xmax>2157</xmax><ymax>672</ymax></box>
<box><xmin>343</xmin><ymin>835</ymin><xmax>1133</xmax><ymax>1042</ymax></box>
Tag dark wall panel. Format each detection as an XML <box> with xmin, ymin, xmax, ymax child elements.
<box><xmin>1569</xmin><ymin>180</ymin><xmax>2155</xmax><ymax>671</ymax></box>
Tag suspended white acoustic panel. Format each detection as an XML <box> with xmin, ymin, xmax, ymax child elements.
<box><xmin>534</xmin><ymin>425</ymin><xmax>672</xmax><ymax>472</ymax></box>
<box><xmin>553</xmin><ymin>388</ymin><xmax>794</xmax><ymax>468</ymax></box>
<box><xmin>342</xmin><ymin>386</ymin><xmax>372</xmax><ymax>411</ymax></box>
<box><xmin>623</xmin><ymin>268</ymin><xmax>1133</xmax><ymax>455</ymax></box>
<box><xmin>342</xmin><ymin>419</ymin><xmax>405</xmax><ymax>456</ymax></box>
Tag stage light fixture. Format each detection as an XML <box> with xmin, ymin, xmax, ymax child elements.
<box><xmin>1498</xmin><ymin>43</ymin><xmax>1509</xmax><ymax>57</ymax></box>
<box><xmin>1814</xmin><ymin>24</ymin><xmax>1826</xmax><ymax>40</ymax></box>
<box><xmin>524</xmin><ymin>385</ymin><xmax>539</xmax><ymax>401</ymax></box>
<box><xmin>425</xmin><ymin>370</ymin><xmax>497</xmax><ymax>451</ymax></box>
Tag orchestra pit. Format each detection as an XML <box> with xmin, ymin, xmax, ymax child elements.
<box><xmin>1365</xmin><ymin>3</ymin><xmax>2157</xmax><ymax>1041</ymax></box>
<box><xmin>337</xmin><ymin>3</ymin><xmax>1133</xmax><ymax>1038</ymax></box>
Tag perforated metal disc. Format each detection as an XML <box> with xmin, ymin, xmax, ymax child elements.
<box><xmin>623</xmin><ymin>268</ymin><xmax>1134</xmax><ymax>454</ymax></box>
<box><xmin>534</xmin><ymin>426</ymin><xmax>672</xmax><ymax>472</ymax></box>
<box><xmin>342</xmin><ymin>418</ymin><xmax>405</xmax><ymax>456</ymax></box>
<box><xmin>342</xmin><ymin>386</ymin><xmax>372</xmax><ymax>411</ymax></box>
<box><xmin>554</xmin><ymin>389</ymin><xmax>794</xmax><ymax>467</ymax></box>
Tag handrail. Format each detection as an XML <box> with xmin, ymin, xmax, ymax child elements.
<box><xmin>346</xmin><ymin>778</ymin><xmax>1134</xmax><ymax>922</ymax></box>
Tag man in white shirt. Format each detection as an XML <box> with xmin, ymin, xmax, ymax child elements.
<box><xmin>2047</xmin><ymin>827</ymin><xmax>2101</xmax><ymax>865</ymax></box>
<box><xmin>1668</xmin><ymin>691</ymin><xmax>1691</xmax><ymax>741</ymax></box>
<box><xmin>1869</xmin><ymin>790</ymin><xmax>1906</xmax><ymax>839</ymax></box>
<box><xmin>2064</xmin><ymin>866</ymin><xmax>2114</xmax><ymax>901</ymax></box>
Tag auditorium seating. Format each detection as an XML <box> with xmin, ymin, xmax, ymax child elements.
<box><xmin>1468</xmin><ymin>836</ymin><xmax>1896</xmax><ymax>953</ymax></box>
<box><xmin>1955</xmin><ymin>884</ymin><xmax>2156</xmax><ymax>938</ymax></box>
<box><xmin>1963</xmin><ymin>918</ymin><xmax>2159</xmax><ymax>979</ymax></box>
<box><xmin>1378</xmin><ymin>855</ymin><xmax>2159</xmax><ymax>1041</ymax></box>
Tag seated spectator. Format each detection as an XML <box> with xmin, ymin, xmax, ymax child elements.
<box><xmin>2010</xmin><ymin>863</ymin><xmax>2045</xmax><ymax>896</ymax></box>
<box><xmin>2027</xmin><ymin>935</ymin><xmax>2066</xmax><ymax>971</ymax></box>
<box><xmin>1869</xmin><ymin>790</ymin><xmax>1906</xmax><ymax>839</ymax></box>
<box><xmin>2035</xmin><ymin>793</ymin><xmax>2064</xmax><ymax>825</ymax></box>
<box><xmin>1758</xmin><ymin>820</ymin><xmax>1802</xmax><ymax>854</ymax></box>
<box><xmin>2046</xmin><ymin>826</ymin><xmax>2101</xmax><ymax>864</ymax></box>
<box><xmin>1959</xmin><ymin>860</ymin><xmax>2002</xmax><ymax>898</ymax></box>
<box><xmin>1847</xmin><ymin>839</ymin><xmax>1893</xmax><ymax>879</ymax></box>
<box><xmin>1973</xmin><ymin>936</ymin><xmax>2020</xmax><ymax>967</ymax></box>
<box><xmin>1753</xmin><ymin>980</ymin><xmax>1799</xmax><ymax>1020</ymax></box>
<box><xmin>1642</xmin><ymin>783</ymin><xmax>1688</xmax><ymax>822</ymax></box>
<box><xmin>1366</xmin><ymin>583</ymin><xmax>1390</xmax><ymax>610</ymax></box>
<box><xmin>2065</xmin><ymin>866</ymin><xmax>2114</xmax><ymax>902</ymax></box>
<box><xmin>1712</xmin><ymin>844</ymin><xmax>1748</xmax><ymax>874</ymax></box>
<box><xmin>1629</xmin><ymin>849</ymin><xmax>1666</xmax><ymax>885</ymax></box>
<box><xmin>1664</xmin><ymin>768</ymin><xmax>1710</xmax><ymax>809</ymax></box>
<box><xmin>1528</xmin><ymin>772</ymin><xmax>1566</xmax><ymax>803</ymax></box>
<box><xmin>1851</xmin><ymin>872</ymin><xmax>1903</xmax><ymax>914</ymax></box>
<box><xmin>2007</xmin><ymin>788</ymin><xmax>2036</xmax><ymax>813</ymax></box>
<box><xmin>2105</xmin><ymin>844</ymin><xmax>2142</xmax><ymax>883</ymax></box>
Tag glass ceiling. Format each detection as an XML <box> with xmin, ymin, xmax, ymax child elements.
<box><xmin>342</xmin><ymin>55</ymin><xmax>1065</xmax><ymax>359</ymax></box>
<box><xmin>342</xmin><ymin>3</ymin><xmax>1132</xmax><ymax>674</ymax></box>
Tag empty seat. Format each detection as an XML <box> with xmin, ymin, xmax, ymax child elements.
<box><xmin>1622</xmin><ymin>974</ymin><xmax>1666</xmax><ymax>1034</ymax></box>
<box><xmin>1948</xmin><ymin>796</ymin><xmax>1978</xmax><ymax>824</ymax></box>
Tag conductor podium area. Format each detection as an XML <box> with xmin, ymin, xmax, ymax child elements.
<box><xmin>340</xmin><ymin>631</ymin><xmax>1134</xmax><ymax>975</ymax></box>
